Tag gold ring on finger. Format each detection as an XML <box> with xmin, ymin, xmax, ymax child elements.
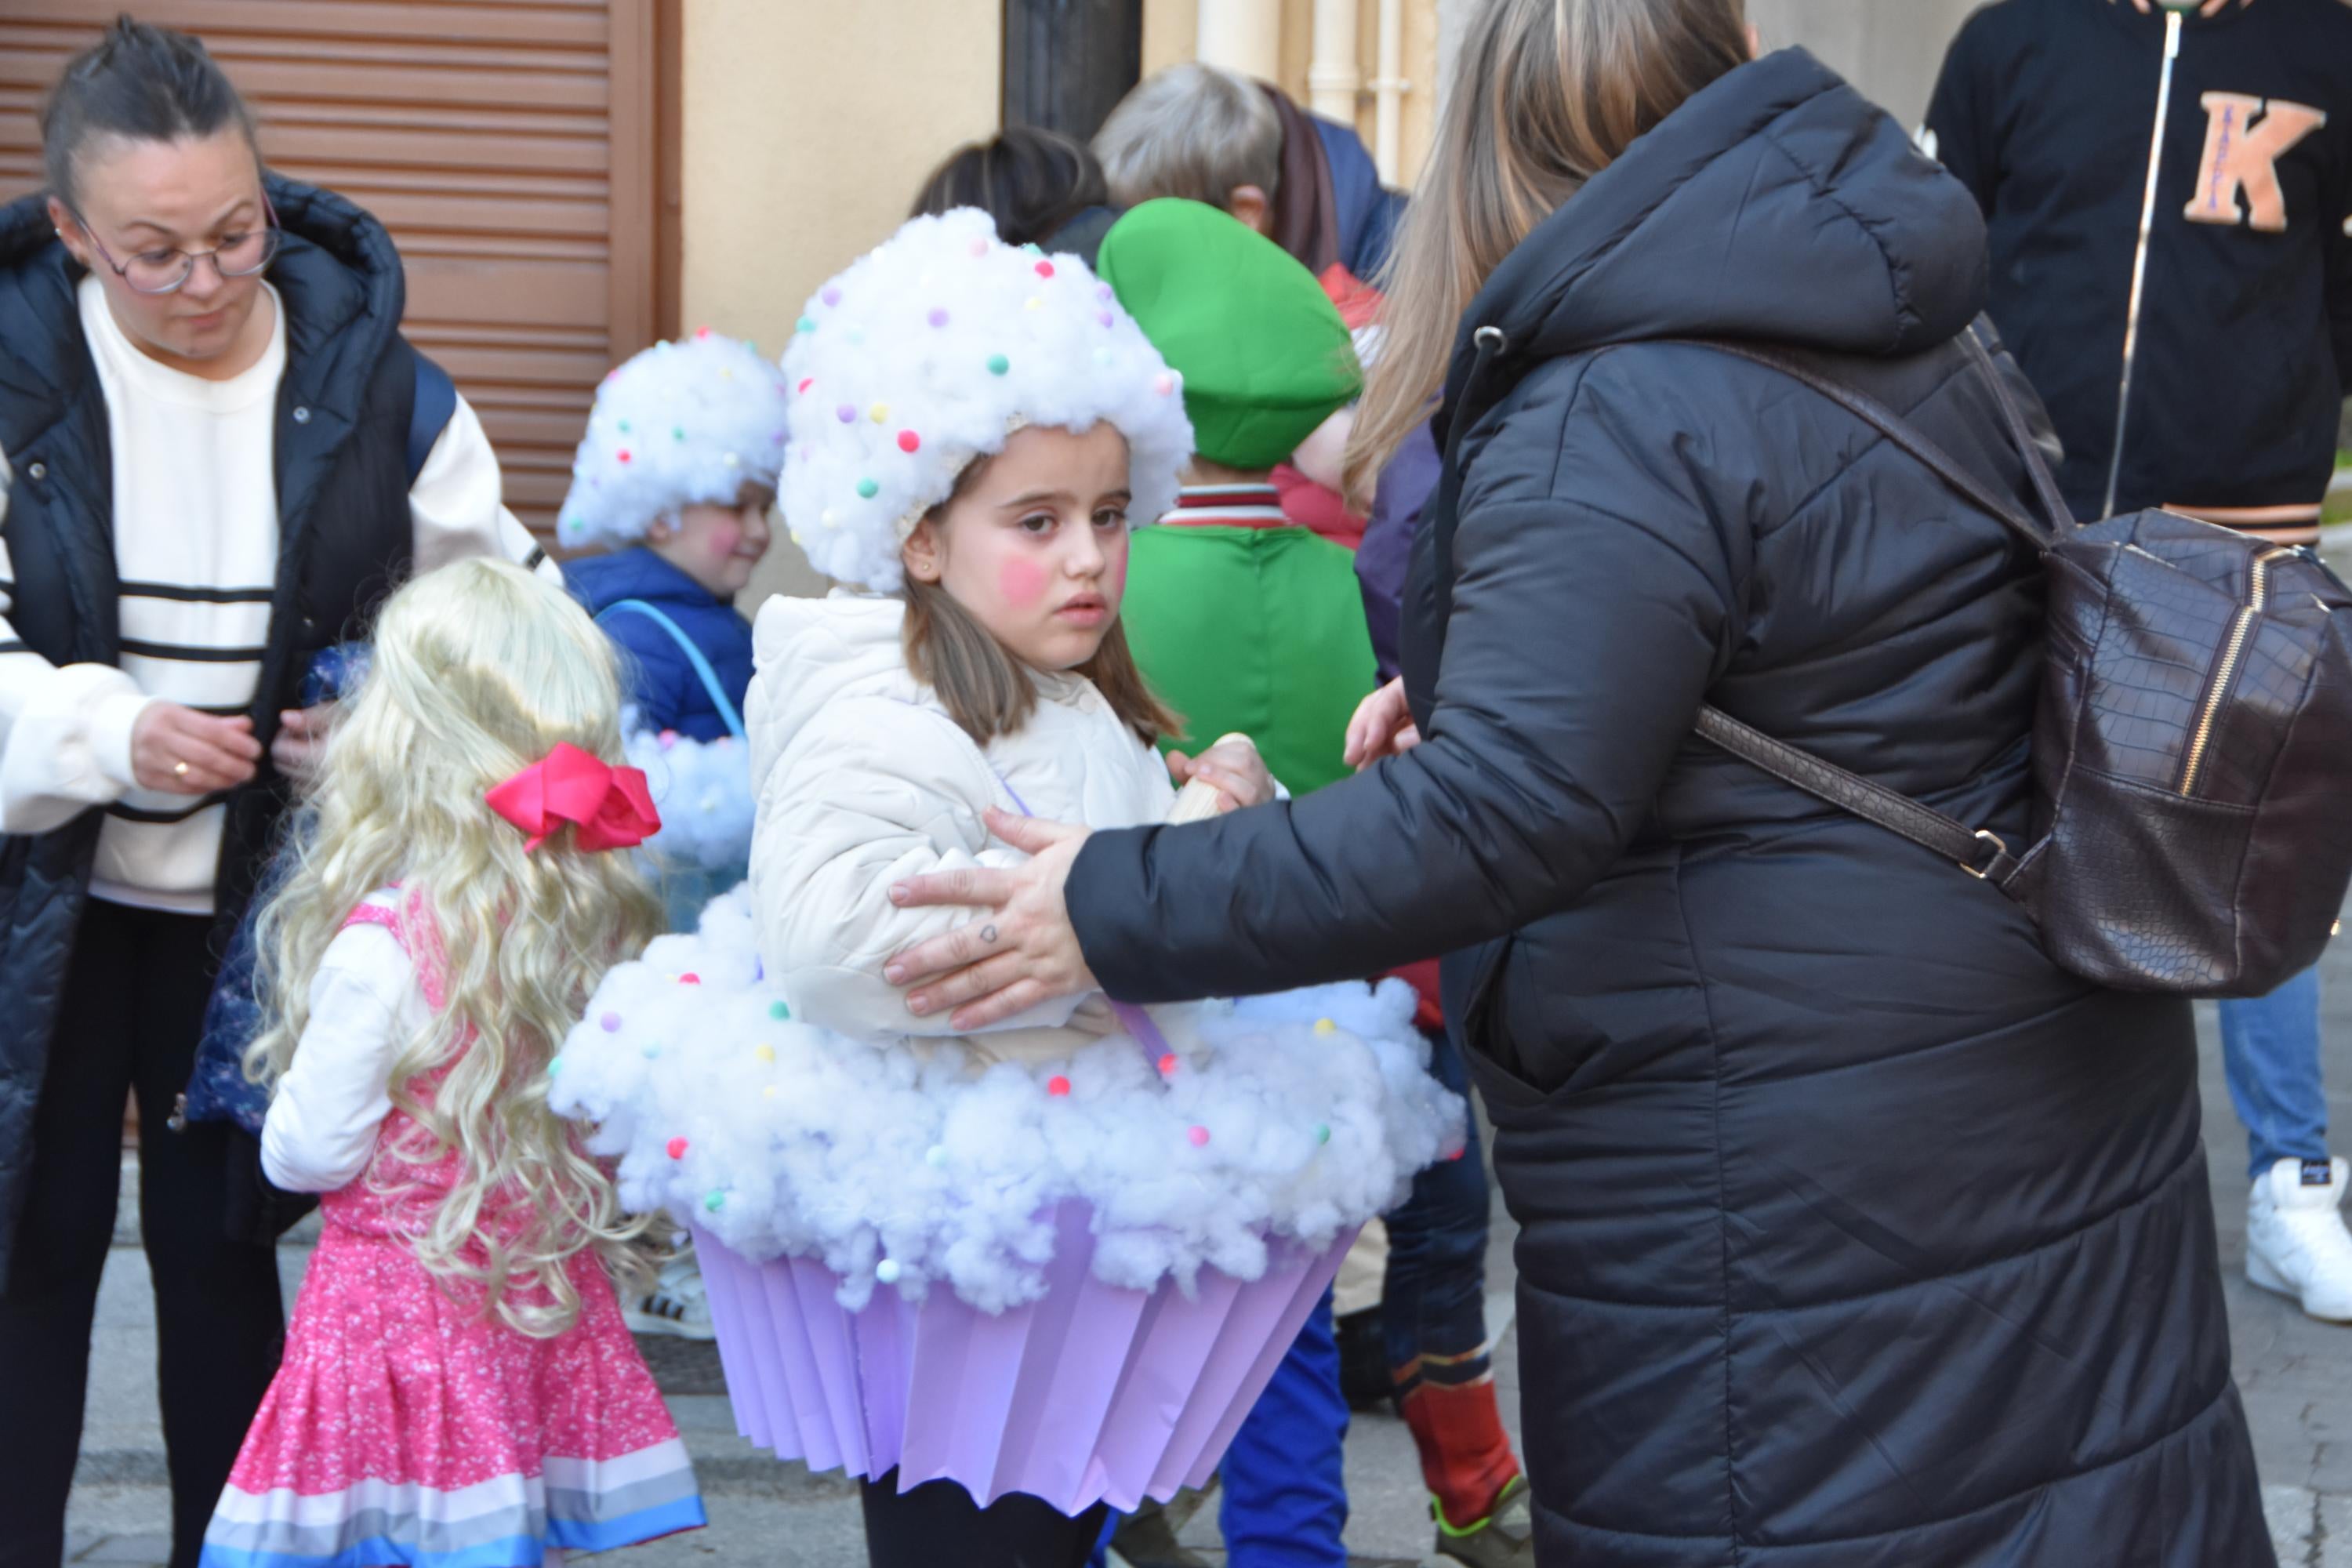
<box><xmin>173</xmin><ymin>760</ymin><xmax>190</xmax><ymax>777</ymax></box>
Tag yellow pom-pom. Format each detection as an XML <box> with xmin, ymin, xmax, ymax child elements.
<box><xmin>754</xmin><ymin>1044</ymin><xmax>776</xmax><ymax>1064</ymax></box>
<box><xmin>1313</xmin><ymin>1018</ymin><xmax>1337</xmax><ymax>1036</ymax></box>
<box><xmin>869</xmin><ymin>402</ymin><xmax>889</xmax><ymax>423</ymax></box>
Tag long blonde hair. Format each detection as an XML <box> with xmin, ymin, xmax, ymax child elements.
<box><xmin>249</xmin><ymin>557</ymin><xmax>662</xmax><ymax>1336</ymax></box>
<box><xmin>1345</xmin><ymin>0</ymin><xmax>1749</xmax><ymax>503</ymax></box>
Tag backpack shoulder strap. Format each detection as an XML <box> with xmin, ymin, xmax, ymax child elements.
<box><xmin>1693</xmin><ymin>706</ymin><xmax>2019</xmax><ymax>882</ymax></box>
<box><xmin>1697</xmin><ymin>339</ymin><xmax>2065</xmax><ymax>551</ymax></box>
<box><xmin>405</xmin><ymin>352</ymin><xmax>458</xmax><ymax>489</ymax></box>
<box><xmin>595</xmin><ymin>597</ymin><xmax>748</xmax><ymax>740</ymax></box>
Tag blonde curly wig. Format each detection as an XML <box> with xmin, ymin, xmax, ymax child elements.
<box><xmin>248</xmin><ymin>557</ymin><xmax>663</xmax><ymax>1336</ymax></box>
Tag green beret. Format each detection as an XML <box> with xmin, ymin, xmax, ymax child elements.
<box><xmin>1097</xmin><ymin>199</ymin><xmax>1363</xmax><ymax>472</ymax></box>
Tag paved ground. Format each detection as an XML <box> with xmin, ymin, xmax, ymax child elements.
<box><xmin>60</xmin><ymin>969</ymin><xmax>2352</xmax><ymax>1566</ymax></box>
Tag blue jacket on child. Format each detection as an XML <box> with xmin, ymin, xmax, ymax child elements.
<box><xmin>564</xmin><ymin>547</ymin><xmax>754</xmax><ymax>742</ymax></box>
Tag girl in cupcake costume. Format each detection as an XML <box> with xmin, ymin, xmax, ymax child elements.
<box><xmin>201</xmin><ymin>559</ymin><xmax>704</xmax><ymax>1568</ymax></box>
<box><xmin>549</xmin><ymin>209</ymin><xmax>1461</xmax><ymax>1568</ymax></box>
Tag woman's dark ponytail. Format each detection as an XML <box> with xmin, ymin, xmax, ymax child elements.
<box><xmin>40</xmin><ymin>15</ymin><xmax>258</xmax><ymax>204</ymax></box>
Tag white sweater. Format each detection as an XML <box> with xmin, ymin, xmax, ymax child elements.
<box><xmin>746</xmin><ymin>592</ymin><xmax>1178</xmax><ymax>1065</ymax></box>
<box><xmin>0</xmin><ymin>277</ymin><xmax>557</xmax><ymax>913</ymax></box>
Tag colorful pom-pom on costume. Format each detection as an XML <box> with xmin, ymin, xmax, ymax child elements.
<box><xmin>775</xmin><ymin>208</ymin><xmax>1191</xmax><ymax>591</ymax></box>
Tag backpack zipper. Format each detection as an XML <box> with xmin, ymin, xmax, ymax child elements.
<box><xmin>2101</xmin><ymin>7</ymin><xmax>2183</xmax><ymax>520</ymax></box>
<box><xmin>2180</xmin><ymin>546</ymin><xmax>2291</xmax><ymax>795</ymax></box>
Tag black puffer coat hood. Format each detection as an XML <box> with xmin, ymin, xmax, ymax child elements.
<box><xmin>1068</xmin><ymin>49</ymin><xmax>2267</xmax><ymax>1567</ymax></box>
<box><xmin>1445</xmin><ymin>44</ymin><xmax>1985</xmax><ymax>390</ymax></box>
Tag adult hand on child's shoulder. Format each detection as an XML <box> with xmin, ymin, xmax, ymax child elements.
<box><xmin>884</xmin><ymin>810</ymin><xmax>1098</xmax><ymax>1031</ymax></box>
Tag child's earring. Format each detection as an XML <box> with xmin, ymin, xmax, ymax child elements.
<box><xmin>902</xmin><ymin>520</ymin><xmax>944</xmax><ymax>583</ymax></box>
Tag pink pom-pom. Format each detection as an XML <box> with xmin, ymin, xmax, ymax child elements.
<box><xmin>968</xmin><ymin>236</ymin><xmax>989</xmax><ymax>256</ymax></box>
<box><xmin>797</xmin><ymin>376</ymin><xmax>814</xmax><ymax>394</ymax></box>
<box><xmin>1152</xmin><ymin>374</ymin><xmax>1176</xmax><ymax>397</ymax></box>
<box><xmin>1034</xmin><ymin>260</ymin><xmax>1055</xmax><ymax>278</ymax></box>
<box><xmin>616</xmin><ymin>448</ymin><xmax>633</xmax><ymax>463</ymax></box>
<box><xmin>1158</xmin><ymin>1053</ymin><xmax>1178</xmax><ymax>1076</ymax></box>
<box><xmin>1047</xmin><ymin>1076</ymin><xmax>1071</xmax><ymax>1098</ymax></box>
<box><xmin>897</xmin><ymin>430</ymin><xmax>921</xmax><ymax>453</ymax></box>
<box><xmin>1187</xmin><ymin>1125</ymin><xmax>1210</xmax><ymax>1148</ymax></box>
<box><xmin>666</xmin><ymin>1137</ymin><xmax>688</xmax><ymax>1160</ymax></box>
<box><xmin>658</xmin><ymin>728</ymin><xmax>679</xmax><ymax>749</ymax></box>
<box><xmin>694</xmin><ymin>325</ymin><xmax>711</xmax><ymax>339</ymax></box>
<box><xmin>679</xmin><ymin>972</ymin><xmax>701</xmax><ymax>985</ymax></box>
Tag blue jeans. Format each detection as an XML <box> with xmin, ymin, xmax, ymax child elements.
<box><xmin>1217</xmin><ymin>1293</ymin><xmax>1349</xmax><ymax>1566</ymax></box>
<box><xmin>2219</xmin><ymin>964</ymin><xmax>2330</xmax><ymax>1181</ymax></box>
<box><xmin>1381</xmin><ymin>1027</ymin><xmax>1491</xmax><ymax>1388</ymax></box>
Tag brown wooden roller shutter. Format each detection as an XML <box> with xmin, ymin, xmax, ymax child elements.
<box><xmin>0</xmin><ymin>0</ymin><xmax>680</xmax><ymax>541</ymax></box>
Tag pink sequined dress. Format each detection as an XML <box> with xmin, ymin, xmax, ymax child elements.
<box><xmin>201</xmin><ymin>898</ymin><xmax>704</xmax><ymax>1567</ymax></box>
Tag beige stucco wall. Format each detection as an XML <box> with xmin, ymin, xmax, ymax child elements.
<box><xmin>681</xmin><ymin>0</ymin><xmax>1003</xmax><ymax>602</ymax></box>
<box><xmin>1745</xmin><ymin>0</ymin><xmax>1978</xmax><ymax>129</ymax></box>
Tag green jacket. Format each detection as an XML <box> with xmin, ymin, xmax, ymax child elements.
<box><xmin>1122</xmin><ymin>506</ymin><xmax>1377</xmax><ymax>797</ymax></box>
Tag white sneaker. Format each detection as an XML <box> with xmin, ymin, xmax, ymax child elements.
<box><xmin>624</xmin><ymin>1256</ymin><xmax>715</xmax><ymax>1340</ymax></box>
<box><xmin>2246</xmin><ymin>1156</ymin><xmax>2352</xmax><ymax>1323</ymax></box>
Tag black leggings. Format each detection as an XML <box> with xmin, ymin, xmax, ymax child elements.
<box><xmin>0</xmin><ymin>901</ymin><xmax>286</xmax><ymax>1568</ymax></box>
<box><xmin>860</xmin><ymin>1471</ymin><xmax>1109</xmax><ymax>1568</ymax></box>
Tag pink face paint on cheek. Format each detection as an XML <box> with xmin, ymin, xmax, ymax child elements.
<box><xmin>997</xmin><ymin>557</ymin><xmax>1050</xmax><ymax>608</ymax></box>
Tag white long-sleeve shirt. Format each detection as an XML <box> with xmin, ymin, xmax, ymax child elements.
<box><xmin>0</xmin><ymin>276</ymin><xmax>558</xmax><ymax>913</ymax></box>
<box><xmin>259</xmin><ymin>890</ymin><xmax>427</xmax><ymax>1193</ymax></box>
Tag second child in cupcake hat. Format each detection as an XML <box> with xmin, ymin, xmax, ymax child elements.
<box><xmin>560</xmin><ymin>331</ymin><xmax>787</xmax><ymax>743</ymax></box>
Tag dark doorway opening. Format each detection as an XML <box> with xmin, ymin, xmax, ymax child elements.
<box><xmin>1003</xmin><ymin>0</ymin><xmax>1145</xmax><ymax>143</ymax></box>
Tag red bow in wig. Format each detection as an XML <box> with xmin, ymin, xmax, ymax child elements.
<box><xmin>485</xmin><ymin>743</ymin><xmax>661</xmax><ymax>851</ymax></box>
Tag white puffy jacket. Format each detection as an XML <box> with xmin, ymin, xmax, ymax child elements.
<box><xmin>744</xmin><ymin>591</ymin><xmax>1178</xmax><ymax>1065</ymax></box>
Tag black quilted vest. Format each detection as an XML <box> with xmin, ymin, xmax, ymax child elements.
<box><xmin>0</xmin><ymin>176</ymin><xmax>420</xmax><ymax>1285</ymax></box>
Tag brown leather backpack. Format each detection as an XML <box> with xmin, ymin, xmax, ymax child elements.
<box><xmin>1697</xmin><ymin>332</ymin><xmax>2352</xmax><ymax>997</ymax></box>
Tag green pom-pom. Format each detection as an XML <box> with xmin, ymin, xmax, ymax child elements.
<box><xmin>856</xmin><ymin>477</ymin><xmax>880</xmax><ymax>499</ymax></box>
<box><xmin>768</xmin><ymin>1000</ymin><xmax>790</xmax><ymax>1020</ymax></box>
<box><xmin>616</xmin><ymin>419</ymin><xmax>631</xmax><ymax>434</ymax></box>
<box><xmin>672</xmin><ymin>426</ymin><xmax>685</xmax><ymax>441</ymax></box>
<box><xmin>548</xmin><ymin>1056</ymin><xmax>564</xmax><ymax>1076</ymax></box>
<box><xmin>1315</xmin><ymin>1123</ymin><xmax>1330</xmax><ymax>1145</ymax></box>
<box><xmin>986</xmin><ymin>354</ymin><xmax>1011</xmax><ymax>376</ymax></box>
<box><xmin>796</xmin><ymin>315</ymin><xmax>818</xmax><ymax>333</ymax></box>
<box><xmin>703</xmin><ymin>1190</ymin><xmax>725</xmax><ymax>1212</ymax></box>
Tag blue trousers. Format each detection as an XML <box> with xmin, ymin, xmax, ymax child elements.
<box><xmin>2219</xmin><ymin>964</ymin><xmax>2332</xmax><ymax>1181</ymax></box>
<box><xmin>1218</xmin><ymin>1291</ymin><xmax>1349</xmax><ymax>1566</ymax></box>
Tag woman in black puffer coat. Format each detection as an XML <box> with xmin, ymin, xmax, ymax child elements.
<box><xmin>881</xmin><ymin>3</ymin><xmax>2273</xmax><ymax>1562</ymax></box>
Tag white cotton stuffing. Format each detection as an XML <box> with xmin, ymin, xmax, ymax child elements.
<box><xmin>624</xmin><ymin>726</ymin><xmax>756</xmax><ymax>873</ymax></box>
<box><xmin>551</xmin><ymin>888</ymin><xmax>1463</xmax><ymax>1313</ymax></box>
<box><xmin>777</xmin><ymin>207</ymin><xmax>1194</xmax><ymax>592</ymax></box>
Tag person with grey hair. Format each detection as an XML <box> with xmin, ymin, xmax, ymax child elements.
<box><xmin>1093</xmin><ymin>61</ymin><xmax>1403</xmax><ymax>281</ymax></box>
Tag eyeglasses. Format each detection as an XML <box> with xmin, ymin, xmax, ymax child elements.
<box><xmin>67</xmin><ymin>192</ymin><xmax>282</xmax><ymax>296</ymax></box>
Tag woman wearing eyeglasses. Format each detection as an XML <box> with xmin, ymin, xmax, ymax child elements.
<box><xmin>0</xmin><ymin>20</ymin><xmax>554</xmax><ymax>1568</ymax></box>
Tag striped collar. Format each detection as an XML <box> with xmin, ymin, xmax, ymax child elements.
<box><xmin>1161</xmin><ymin>484</ymin><xmax>1288</xmax><ymax>528</ymax></box>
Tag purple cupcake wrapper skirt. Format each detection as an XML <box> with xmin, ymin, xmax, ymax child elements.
<box><xmin>693</xmin><ymin>1203</ymin><xmax>1354</xmax><ymax>1515</ymax></box>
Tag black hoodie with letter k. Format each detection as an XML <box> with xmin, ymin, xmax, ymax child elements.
<box><xmin>1924</xmin><ymin>0</ymin><xmax>2352</xmax><ymax>538</ymax></box>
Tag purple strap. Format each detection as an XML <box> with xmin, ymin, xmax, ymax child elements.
<box><xmin>989</xmin><ymin>766</ymin><xmax>1167</xmax><ymax>1076</ymax></box>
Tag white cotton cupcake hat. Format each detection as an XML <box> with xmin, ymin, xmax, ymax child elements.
<box><xmin>778</xmin><ymin>208</ymin><xmax>1194</xmax><ymax>591</ymax></box>
<box><xmin>558</xmin><ymin>331</ymin><xmax>792</xmax><ymax>550</ymax></box>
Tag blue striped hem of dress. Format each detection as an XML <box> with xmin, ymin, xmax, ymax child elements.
<box><xmin>195</xmin><ymin>1494</ymin><xmax>707</xmax><ymax>1568</ymax></box>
